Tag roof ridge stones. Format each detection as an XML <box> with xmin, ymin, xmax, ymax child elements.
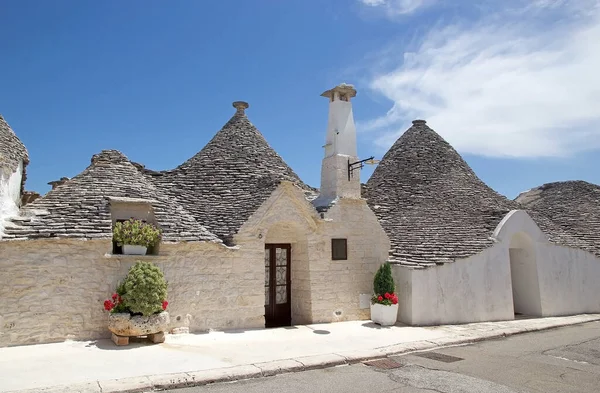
<box><xmin>3</xmin><ymin>149</ymin><xmax>218</xmax><ymax>242</ymax></box>
<box><xmin>150</xmin><ymin>103</ymin><xmax>316</xmax><ymax>244</ymax></box>
<box><xmin>363</xmin><ymin>120</ymin><xmax>594</xmax><ymax>267</ymax></box>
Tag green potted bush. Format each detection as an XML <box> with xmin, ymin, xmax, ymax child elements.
<box><xmin>113</xmin><ymin>218</ymin><xmax>161</xmax><ymax>255</ymax></box>
<box><xmin>370</xmin><ymin>262</ymin><xmax>399</xmax><ymax>326</ymax></box>
<box><xmin>103</xmin><ymin>261</ymin><xmax>170</xmax><ymax>345</ymax></box>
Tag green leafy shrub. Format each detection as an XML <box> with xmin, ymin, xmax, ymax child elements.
<box><xmin>113</xmin><ymin>218</ymin><xmax>161</xmax><ymax>248</ymax></box>
<box><xmin>372</xmin><ymin>262</ymin><xmax>398</xmax><ymax>305</ymax></box>
<box><xmin>104</xmin><ymin>261</ymin><xmax>168</xmax><ymax>316</ymax></box>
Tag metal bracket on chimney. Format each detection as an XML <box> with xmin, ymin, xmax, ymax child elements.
<box><xmin>348</xmin><ymin>156</ymin><xmax>379</xmax><ymax>181</ymax></box>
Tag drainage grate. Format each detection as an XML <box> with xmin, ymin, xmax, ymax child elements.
<box><xmin>364</xmin><ymin>358</ymin><xmax>404</xmax><ymax>369</ymax></box>
<box><xmin>414</xmin><ymin>352</ymin><xmax>463</xmax><ymax>363</ymax></box>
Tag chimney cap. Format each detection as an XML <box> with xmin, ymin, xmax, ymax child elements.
<box><xmin>233</xmin><ymin>101</ymin><xmax>249</xmax><ymax>114</ymax></box>
<box><xmin>412</xmin><ymin>119</ymin><xmax>427</xmax><ymax>125</ymax></box>
<box><xmin>321</xmin><ymin>83</ymin><xmax>357</xmax><ymax>99</ymax></box>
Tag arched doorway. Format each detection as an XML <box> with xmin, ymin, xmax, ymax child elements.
<box><xmin>509</xmin><ymin>232</ymin><xmax>542</xmax><ymax>317</ymax></box>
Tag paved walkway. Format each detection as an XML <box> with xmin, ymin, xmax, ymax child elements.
<box><xmin>1</xmin><ymin>314</ymin><xmax>599</xmax><ymax>393</ymax></box>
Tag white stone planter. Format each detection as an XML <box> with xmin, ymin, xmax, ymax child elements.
<box><xmin>122</xmin><ymin>245</ymin><xmax>147</xmax><ymax>255</ymax></box>
<box><xmin>370</xmin><ymin>303</ymin><xmax>399</xmax><ymax>326</ymax></box>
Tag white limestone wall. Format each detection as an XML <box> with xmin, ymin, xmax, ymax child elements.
<box><xmin>494</xmin><ymin>210</ymin><xmax>600</xmax><ymax>317</ymax></box>
<box><xmin>535</xmin><ymin>244</ymin><xmax>600</xmax><ymax>316</ymax></box>
<box><xmin>324</xmin><ymin>99</ymin><xmax>357</xmax><ymax>157</ymax></box>
<box><xmin>310</xmin><ymin>198</ymin><xmax>390</xmax><ymax>323</ymax></box>
<box><xmin>237</xmin><ymin>181</ymin><xmax>390</xmax><ymax>325</ymax></box>
<box><xmin>319</xmin><ymin>154</ymin><xmax>361</xmax><ymax>200</ymax></box>
<box><xmin>393</xmin><ymin>209</ymin><xmax>600</xmax><ymax>326</ymax></box>
<box><xmin>0</xmin><ymin>239</ymin><xmax>263</xmax><ymax>347</ymax></box>
<box><xmin>393</xmin><ymin>245</ymin><xmax>514</xmax><ymax>326</ymax></box>
<box><xmin>0</xmin><ymin>161</ymin><xmax>23</xmax><ymax>235</ymax></box>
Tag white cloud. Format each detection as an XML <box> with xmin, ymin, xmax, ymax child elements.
<box><xmin>358</xmin><ymin>0</ymin><xmax>434</xmax><ymax>16</ymax></box>
<box><xmin>360</xmin><ymin>0</ymin><xmax>600</xmax><ymax>158</ymax></box>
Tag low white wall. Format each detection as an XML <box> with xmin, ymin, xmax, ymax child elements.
<box><xmin>0</xmin><ymin>161</ymin><xmax>23</xmax><ymax>236</ymax></box>
<box><xmin>536</xmin><ymin>243</ymin><xmax>600</xmax><ymax>316</ymax></box>
<box><xmin>393</xmin><ymin>244</ymin><xmax>514</xmax><ymax>326</ymax></box>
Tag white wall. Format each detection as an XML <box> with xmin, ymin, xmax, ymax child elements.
<box><xmin>536</xmin><ymin>243</ymin><xmax>600</xmax><ymax>316</ymax></box>
<box><xmin>0</xmin><ymin>161</ymin><xmax>23</xmax><ymax>236</ymax></box>
<box><xmin>324</xmin><ymin>100</ymin><xmax>357</xmax><ymax>157</ymax></box>
<box><xmin>495</xmin><ymin>210</ymin><xmax>600</xmax><ymax>317</ymax></box>
<box><xmin>393</xmin><ymin>245</ymin><xmax>515</xmax><ymax>326</ymax></box>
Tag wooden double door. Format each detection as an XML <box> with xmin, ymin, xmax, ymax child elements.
<box><xmin>264</xmin><ymin>244</ymin><xmax>291</xmax><ymax>328</ymax></box>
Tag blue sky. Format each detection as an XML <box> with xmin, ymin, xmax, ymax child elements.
<box><xmin>1</xmin><ymin>0</ymin><xmax>599</xmax><ymax>199</ymax></box>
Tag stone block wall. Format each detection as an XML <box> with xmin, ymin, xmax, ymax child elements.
<box><xmin>236</xmin><ymin>182</ymin><xmax>390</xmax><ymax>326</ymax></box>
<box><xmin>0</xmin><ymin>181</ymin><xmax>391</xmax><ymax>347</ymax></box>
<box><xmin>308</xmin><ymin>198</ymin><xmax>390</xmax><ymax>323</ymax></box>
<box><xmin>0</xmin><ymin>239</ymin><xmax>263</xmax><ymax>347</ymax></box>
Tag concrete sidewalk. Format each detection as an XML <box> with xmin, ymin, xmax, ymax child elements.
<box><xmin>1</xmin><ymin>314</ymin><xmax>599</xmax><ymax>393</ymax></box>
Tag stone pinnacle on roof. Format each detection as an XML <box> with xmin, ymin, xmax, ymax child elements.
<box><xmin>150</xmin><ymin>102</ymin><xmax>315</xmax><ymax>244</ymax></box>
<box><xmin>232</xmin><ymin>101</ymin><xmax>249</xmax><ymax>114</ymax></box>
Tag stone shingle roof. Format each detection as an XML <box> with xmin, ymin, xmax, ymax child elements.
<box><xmin>516</xmin><ymin>180</ymin><xmax>600</xmax><ymax>256</ymax></box>
<box><xmin>3</xmin><ymin>150</ymin><xmax>218</xmax><ymax>242</ymax></box>
<box><xmin>0</xmin><ymin>115</ymin><xmax>29</xmax><ymax>194</ymax></box>
<box><xmin>365</xmin><ymin>120</ymin><xmax>582</xmax><ymax>267</ymax></box>
<box><xmin>148</xmin><ymin>102</ymin><xmax>315</xmax><ymax>244</ymax></box>
<box><xmin>364</xmin><ymin>120</ymin><xmax>518</xmax><ymax>267</ymax></box>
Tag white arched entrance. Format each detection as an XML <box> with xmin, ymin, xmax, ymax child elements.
<box><xmin>509</xmin><ymin>231</ymin><xmax>543</xmax><ymax>316</ymax></box>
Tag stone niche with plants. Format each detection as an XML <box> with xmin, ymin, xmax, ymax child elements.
<box><xmin>104</xmin><ymin>261</ymin><xmax>170</xmax><ymax>346</ymax></box>
<box><xmin>112</xmin><ymin>217</ymin><xmax>162</xmax><ymax>256</ymax></box>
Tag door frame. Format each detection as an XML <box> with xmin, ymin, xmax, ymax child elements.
<box><xmin>264</xmin><ymin>243</ymin><xmax>292</xmax><ymax>328</ymax></box>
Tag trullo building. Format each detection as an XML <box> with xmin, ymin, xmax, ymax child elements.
<box><xmin>0</xmin><ymin>84</ymin><xmax>599</xmax><ymax>348</ymax></box>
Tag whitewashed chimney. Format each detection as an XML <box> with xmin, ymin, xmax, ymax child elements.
<box><xmin>318</xmin><ymin>83</ymin><xmax>361</xmax><ymax>200</ymax></box>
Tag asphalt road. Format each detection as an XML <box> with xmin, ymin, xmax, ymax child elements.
<box><xmin>167</xmin><ymin>321</ymin><xmax>600</xmax><ymax>393</ymax></box>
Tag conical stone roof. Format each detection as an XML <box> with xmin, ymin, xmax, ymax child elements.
<box><xmin>0</xmin><ymin>115</ymin><xmax>29</xmax><ymax>192</ymax></box>
<box><xmin>364</xmin><ymin>120</ymin><xmax>593</xmax><ymax>267</ymax></box>
<box><xmin>3</xmin><ymin>150</ymin><xmax>218</xmax><ymax>242</ymax></box>
<box><xmin>516</xmin><ymin>180</ymin><xmax>600</xmax><ymax>256</ymax></box>
<box><xmin>150</xmin><ymin>102</ymin><xmax>315</xmax><ymax>244</ymax></box>
<box><xmin>364</xmin><ymin>120</ymin><xmax>522</xmax><ymax>267</ymax></box>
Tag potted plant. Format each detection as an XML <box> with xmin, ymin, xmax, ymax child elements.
<box><xmin>103</xmin><ymin>261</ymin><xmax>170</xmax><ymax>345</ymax></box>
<box><xmin>370</xmin><ymin>262</ymin><xmax>399</xmax><ymax>326</ymax></box>
<box><xmin>113</xmin><ymin>218</ymin><xmax>161</xmax><ymax>255</ymax></box>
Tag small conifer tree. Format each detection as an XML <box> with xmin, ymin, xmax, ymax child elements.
<box><xmin>373</xmin><ymin>262</ymin><xmax>395</xmax><ymax>296</ymax></box>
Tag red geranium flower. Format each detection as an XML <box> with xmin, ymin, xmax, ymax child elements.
<box><xmin>384</xmin><ymin>293</ymin><xmax>390</xmax><ymax>299</ymax></box>
<box><xmin>111</xmin><ymin>293</ymin><xmax>118</xmax><ymax>301</ymax></box>
<box><xmin>377</xmin><ymin>295</ymin><xmax>383</xmax><ymax>302</ymax></box>
<box><xmin>103</xmin><ymin>300</ymin><xmax>114</xmax><ymax>311</ymax></box>
<box><xmin>162</xmin><ymin>300</ymin><xmax>168</xmax><ymax>310</ymax></box>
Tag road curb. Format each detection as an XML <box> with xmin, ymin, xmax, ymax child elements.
<box><xmin>9</xmin><ymin>315</ymin><xmax>600</xmax><ymax>393</ymax></box>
